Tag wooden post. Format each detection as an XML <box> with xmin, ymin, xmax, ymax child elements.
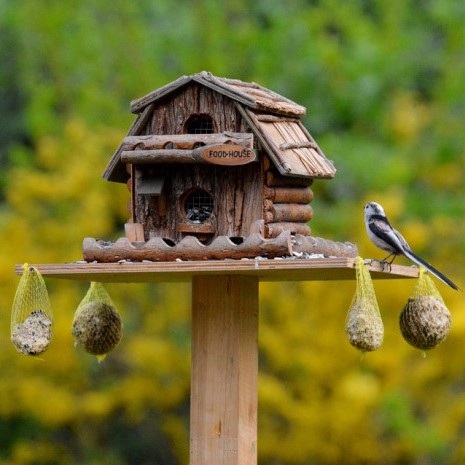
<box><xmin>190</xmin><ymin>275</ymin><xmax>259</xmax><ymax>465</ymax></box>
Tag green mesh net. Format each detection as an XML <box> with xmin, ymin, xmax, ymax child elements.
<box><xmin>11</xmin><ymin>263</ymin><xmax>53</xmax><ymax>355</ymax></box>
<box><xmin>346</xmin><ymin>257</ymin><xmax>384</xmax><ymax>352</ymax></box>
<box><xmin>72</xmin><ymin>282</ymin><xmax>122</xmax><ymax>362</ymax></box>
<box><xmin>400</xmin><ymin>268</ymin><xmax>451</xmax><ymax>351</ymax></box>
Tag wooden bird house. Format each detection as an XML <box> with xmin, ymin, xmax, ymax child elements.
<box><xmin>84</xmin><ymin>72</ymin><xmax>357</xmax><ymax>261</ymax></box>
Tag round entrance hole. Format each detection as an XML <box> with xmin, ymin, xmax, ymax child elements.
<box><xmin>184</xmin><ymin>189</ymin><xmax>214</xmax><ymax>223</ymax></box>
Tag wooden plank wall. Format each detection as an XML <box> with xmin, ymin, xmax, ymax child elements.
<box><xmin>134</xmin><ymin>163</ymin><xmax>262</xmax><ymax>242</ymax></box>
<box><xmin>132</xmin><ymin>83</ymin><xmax>262</xmax><ymax>241</ymax></box>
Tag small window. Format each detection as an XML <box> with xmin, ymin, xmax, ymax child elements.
<box><xmin>185</xmin><ymin>114</ymin><xmax>215</xmax><ymax>134</ymax></box>
<box><xmin>184</xmin><ymin>189</ymin><xmax>214</xmax><ymax>223</ymax></box>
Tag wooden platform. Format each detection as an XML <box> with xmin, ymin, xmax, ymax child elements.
<box><xmin>15</xmin><ymin>257</ymin><xmax>419</xmax><ymax>283</ymax></box>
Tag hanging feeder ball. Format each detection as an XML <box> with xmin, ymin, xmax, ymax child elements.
<box><xmin>399</xmin><ymin>295</ymin><xmax>451</xmax><ymax>350</ymax></box>
<box><xmin>72</xmin><ymin>301</ymin><xmax>122</xmax><ymax>357</ymax></box>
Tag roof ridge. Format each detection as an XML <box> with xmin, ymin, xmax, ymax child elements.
<box><xmin>130</xmin><ymin>71</ymin><xmax>305</xmax><ymax>117</ymax></box>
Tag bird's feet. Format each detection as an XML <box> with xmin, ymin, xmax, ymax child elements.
<box><xmin>364</xmin><ymin>258</ymin><xmax>392</xmax><ymax>272</ymax></box>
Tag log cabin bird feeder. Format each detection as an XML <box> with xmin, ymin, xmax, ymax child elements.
<box><xmin>86</xmin><ymin>70</ymin><xmax>357</xmax><ymax>261</ymax></box>
<box><xmin>17</xmin><ymin>72</ymin><xmax>418</xmax><ymax>465</ymax></box>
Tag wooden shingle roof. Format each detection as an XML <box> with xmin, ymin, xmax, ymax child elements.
<box><xmin>238</xmin><ymin>108</ymin><xmax>335</xmax><ymax>179</ymax></box>
<box><xmin>130</xmin><ymin>71</ymin><xmax>306</xmax><ymax>117</ymax></box>
<box><xmin>103</xmin><ymin>72</ymin><xmax>336</xmax><ymax>182</ymax></box>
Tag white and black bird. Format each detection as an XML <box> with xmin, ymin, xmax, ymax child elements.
<box><xmin>364</xmin><ymin>201</ymin><xmax>459</xmax><ymax>290</ymax></box>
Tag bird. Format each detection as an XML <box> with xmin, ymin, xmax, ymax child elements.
<box><xmin>364</xmin><ymin>201</ymin><xmax>459</xmax><ymax>290</ymax></box>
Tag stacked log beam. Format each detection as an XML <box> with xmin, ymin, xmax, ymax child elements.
<box><xmin>121</xmin><ymin>133</ymin><xmax>253</xmax><ymax>151</ymax></box>
<box><xmin>263</xmin><ymin>160</ymin><xmax>314</xmax><ymax>238</ymax></box>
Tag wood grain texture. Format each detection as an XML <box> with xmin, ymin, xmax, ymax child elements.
<box><xmin>121</xmin><ymin>145</ymin><xmax>256</xmax><ymax>166</ymax></box>
<box><xmin>263</xmin><ymin>186</ymin><xmax>313</xmax><ymax>204</ymax></box>
<box><xmin>292</xmin><ymin>235</ymin><xmax>358</xmax><ymax>258</ymax></box>
<box><xmin>264</xmin><ymin>203</ymin><xmax>313</xmax><ymax>223</ymax></box>
<box><xmin>122</xmin><ymin>148</ymin><xmax>220</xmax><ymax>164</ymax></box>
<box><xmin>103</xmin><ymin>103</ymin><xmax>155</xmax><ymax>183</ymax></box>
<box><xmin>124</xmin><ymin>223</ymin><xmax>144</xmax><ymax>242</ymax></box>
<box><xmin>265</xmin><ymin>170</ymin><xmax>312</xmax><ymax>187</ymax></box>
<box><xmin>127</xmin><ymin>82</ymin><xmax>262</xmax><ymax>242</ymax></box>
<box><xmin>130</xmin><ymin>71</ymin><xmax>306</xmax><ymax>117</ymax></box>
<box><xmin>190</xmin><ymin>276</ymin><xmax>258</xmax><ymax>465</ymax></box>
<box><xmin>122</xmin><ymin>133</ymin><xmax>253</xmax><ymax>151</ymax></box>
<box><xmin>134</xmin><ymin>163</ymin><xmax>262</xmax><ymax>242</ymax></box>
<box><xmin>150</xmin><ymin>83</ymin><xmax>246</xmax><ymax>135</ymax></box>
<box><xmin>83</xmin><ymin>233</ymin><xmax>292</xmax><ymax>262</ymax></box>
<box><xmin>264</xmin><ymin>222</ymin><xmax>311</xmax><ymax>238</ymax></box>
<box><xmin>239</xmin><ymin>107</ymin><xmax>335</xmax><ymax>178</ymax></box>
<box><xmin>15</xmin><ymin>259</ymin><xmax>420</xmax><ymax>283</ymax></box>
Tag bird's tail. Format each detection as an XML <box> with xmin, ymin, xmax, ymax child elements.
<box><xmin>403</xmin><ymin>249</ymin><xmax>459</xmax><ymax>290</ymax></box>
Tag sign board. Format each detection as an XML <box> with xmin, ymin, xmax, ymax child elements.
<box><xmin>200</xmin><ymin>145</ymin><xmax>256</xmax><ymax>166</ymax></box>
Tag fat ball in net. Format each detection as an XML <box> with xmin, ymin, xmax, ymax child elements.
<box><xmin>346</xmin><ymin>257</ymin><xmax>384</xmax><ymax>352</ymax></box>
<box><xmin>11</xmin><ymin>264</ymin><xmax>53</xmax><ymax>356</ymax></box>
<box><xmin>72</xmin><ymin>282</ymin><xmax>122</xmax><ymax>361</ymax></box>
<box><xmin>399</xmin><ymin>268</ymin><xmax>451</xmax><ymax>350</ymax></box>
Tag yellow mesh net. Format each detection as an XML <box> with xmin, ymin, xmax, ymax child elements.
<box><xmin>346</xmin><ymin>257</ymin><xmax>384</xmax><ymax>352</ymax></box>
<box><xmin>410</xmin><ymin>267</ymin><xmax>444</xmax><ymax>301</ymax></box>
<box><xmin>400</xmin><ymin>268</ymin><xmax>451</xmax><ymax>351</ymax></box>
<box><xmin>78</xmin><ymin>281</ymin><xmax>115</xmax><ymax>308</ymax></box>
<box><xmin>72</xmin><ymin>282</ymin><xmax>122</xmax><ymax>362</ymax></box>
<box><xmin>11</xmin><ymin>263</ymin><xmax>53</xmax><ymax>355</ymax></box>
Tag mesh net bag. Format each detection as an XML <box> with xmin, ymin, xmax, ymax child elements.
<box><xmin>346</xmin><ymin>257</ymin><xmax>384</xmax><ymax>352</ymax></box>
<box><xmin>11</xmin><ymin>263</ymin><xmax>53</xmax><ymax>355</ymax></box>
<box><xmin>399</xmin><ymin>268</ymin><xmax>451</xmax><ymax>350</ymax></box>
<box><xmin>72</xmin><ymin>282</ymin><xmax>122</xmax><ymax>361</ymax></box>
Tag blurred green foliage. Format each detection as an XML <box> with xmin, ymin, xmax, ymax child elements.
<box><xmin>0</xmin><ymin>0</ymin><xmax>464</xmax><ymax>463</ymax></box>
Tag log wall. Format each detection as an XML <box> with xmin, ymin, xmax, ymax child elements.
<box><xmin>262</xmin><ymin>156</ymin><xmax>314</xmax><ymax>238</ymax></box>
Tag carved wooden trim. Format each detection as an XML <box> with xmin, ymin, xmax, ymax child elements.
<box><xmin>83</xmin><ymin>232</ymin><xmax>293</xmax><ymax>262</ymax></box>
